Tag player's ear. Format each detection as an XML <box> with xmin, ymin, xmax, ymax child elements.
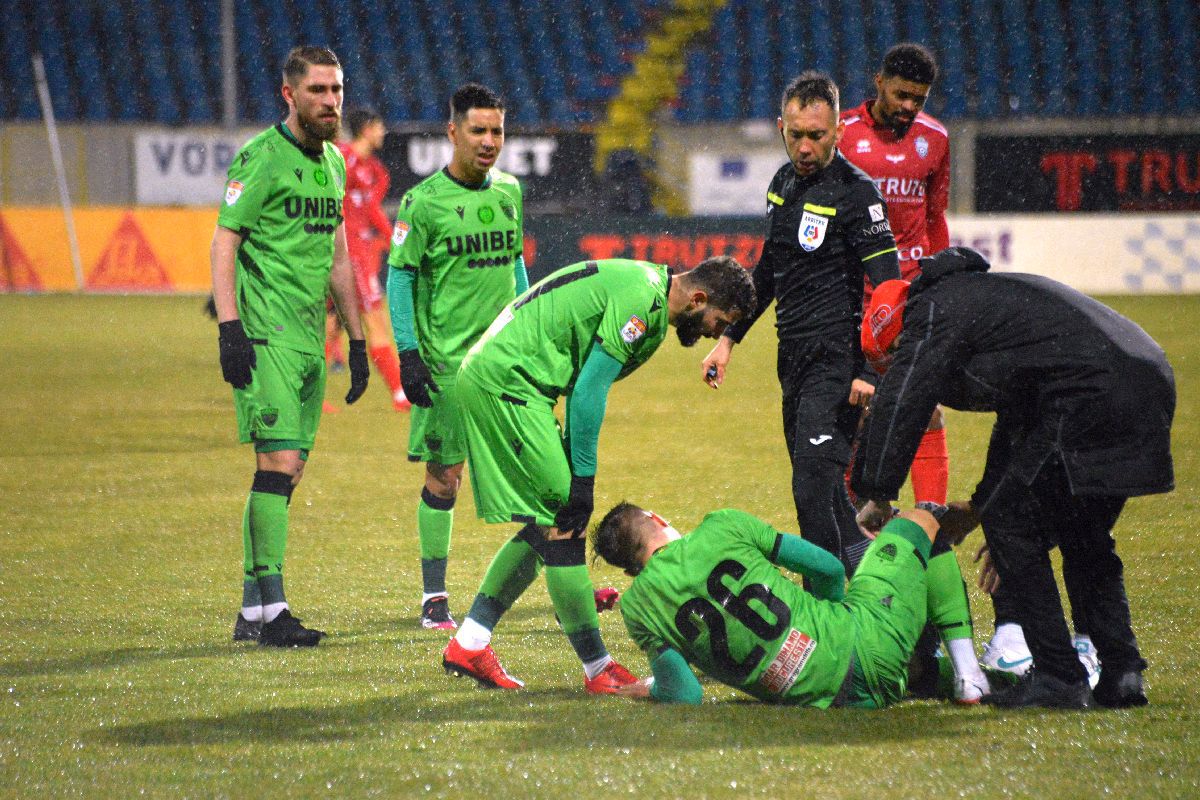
<box><xmin>446</xmin><ymin>120</ymin><xmax>457</xmax><ymax>144</ymax></box>
<box><xmin>690</xmin><ymin>289</ymin><xmax>709</xmax><ymax>311</ymax></box>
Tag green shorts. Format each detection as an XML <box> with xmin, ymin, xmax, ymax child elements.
<box><xmin>843</xmin><ymin>526</ymin><xmax>930</xmax><ymax>708</ymax></box>
<box><xmin>407</xmin><ymin>374</ymin><xmax>467</xmax><ymax>465</ymax></box>
<box><xmin>233</xmin><ymin>344</ymin><xmax>326</xmax><ymax>451</ymax></box>
<box><xmin>458</xmin><ymin>372</ymin><xmax>570</xmax><ymax>526</ymax></box>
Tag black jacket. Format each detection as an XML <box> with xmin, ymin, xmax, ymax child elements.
<box><xmin>853</xmin><ymin>247</ymin><xmax>1175</xmax><ymax>504</ymax></box>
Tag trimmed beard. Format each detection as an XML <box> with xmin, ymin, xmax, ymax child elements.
<box><xmin>298</xmin><ymin>109</ymin><xmax>340</xmax><ymax>143</ymax></box>
<box><xmin>674</xmin><ymin>309</ymin><xmax>705</xmax><ymax>347</ymax></box>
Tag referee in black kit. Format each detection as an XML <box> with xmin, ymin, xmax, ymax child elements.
<box><xmin>702</xmin><ymin>71</ymin><xmax>901</xmax><ymax>577</ymax></box>
<box><xmin>854</xmin><ymin>247</ymin><xmax>1175</xmax><ymax>709</ymax></box>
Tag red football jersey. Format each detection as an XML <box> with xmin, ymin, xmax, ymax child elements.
<box><xmin>338</xmin><ymin>141</ymin><xmax>392</xmax><ymax>242</ymax></box>
<box><xmin>840</xmin><ymin>100</ymin><xmax>949</xmax><ymax>279</ymax></box>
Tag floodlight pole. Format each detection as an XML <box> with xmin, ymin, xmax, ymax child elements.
<box><xmin>32</xmin><ymin>52</ymin><xmax>84</xmax><ymax>291</ymax></box>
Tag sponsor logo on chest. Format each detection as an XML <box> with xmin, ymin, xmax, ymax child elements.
<box><xmin>798</xmin><ymin>210</ymin><xmax>829</xmax><ymax>252</ymax></box>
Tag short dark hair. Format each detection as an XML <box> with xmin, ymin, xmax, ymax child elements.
<box><xmin>450</xmin><ymin>83</ymin><xmax>505</xmax><ymax>122</ymax></box>
<box><xmin>591</xmin><ymin>502</ymin><xmax>648</xmax><ymax>575</ymax></box>
<box><xmin>680</xmin><ymin>256</ymin><xmax>756</xmax><ymax>317</ymax></box>
<box><xmin>781</xmin><ymin>71</ymin><xmax>839</xmax><ymax>115</ymax></box>
<box><xmin>282</xmin><ymin>46</ymin><xmax>341</xmax><ymax>84</ymax></box>
<box><xmin>881</xmin><ymin>43</ymin><xmax>938</xmax><ymax>85</ymax></box>
<box><xmin>346</xmin><ymin>107</ymin><xmax>382</xmax><ymax>138</ymax></box>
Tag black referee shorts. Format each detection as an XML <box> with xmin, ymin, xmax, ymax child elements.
<box><xmin>777</xmin><ymin>333</ymin><xmax>862</xmax><ymax>468</ymax></box>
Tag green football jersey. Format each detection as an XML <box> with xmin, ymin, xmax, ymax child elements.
<box><xmin>387</xmin><ymin>168</ymin><xmax>524</xmax><ymax>374</ymax></box>
<box><xmin>620</xmin><ymin>510</ymin><xmax>856</xmax><ymax>706</ymax></box>
<box><xmin>461</xmin><ymin>259</ymin><xmax>669</xmax><ymax>402</ymax></box>
<box><xmin>217</xmin><ymin>123</ymin><xmax>346</xmax><ymax>356</ymax></box>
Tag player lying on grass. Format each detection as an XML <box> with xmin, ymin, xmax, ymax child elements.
<box><xmin>592</xmin><ymin>503</ymin><xmax>948</xmax><ymax>706</ymax></box>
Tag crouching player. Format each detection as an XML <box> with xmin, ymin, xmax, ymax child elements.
<box><xmin>592</xmin><ymin>503</ymin><xmax>944</xmax><ymax>706</ymax></box>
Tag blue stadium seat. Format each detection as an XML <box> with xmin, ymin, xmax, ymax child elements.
<box><xmin>1028</xmin><ymin>0</ymin><xmax>1067</xmax><ymax>115</ymax></box>
<box><xmin>1099</xmin><ymin>0</ymin><xmax>1134</xmax><ymax>115</ymax></box>
<box><xmin>1165</xmin><ymin>0</ymin><xmax>1199</xmax><ymax>113</ymax></box>
<box><xmin>490</xmin><ymin>0</ymin><xmax>544</xmax><ymax>124</ymax></box>
<box><xmin>1064</xmin><ymin>0</ymin><xmax>1100</xmax><ymax>116</ymax></box>
<box><xmin>33</xmin><ymin>4</ymin><xmax>78</xmax><ymax>121</ymax></box>
<box><xmin>1134</xmin><ymin>0</ymin><xmax>1167</xmax><ymax>116</ymax></box>
<box><xmin>930</xmin><ymin>0</ymin><xmax>966</xmax><ymax>118</ymax></box>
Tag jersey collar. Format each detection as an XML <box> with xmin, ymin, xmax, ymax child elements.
<box><xmin>275</xmin><ymin>122</ymin><xmax>327</xmax><ymax>160</ymax></box>
<box><xmin>442</xmin><ymin>165</ymin><xmax>493</xmax><ymax>191</ymax></box>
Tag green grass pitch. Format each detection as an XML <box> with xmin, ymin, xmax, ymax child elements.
<box><xmin>1</xmin><ymin>293</ymin><xmax>1197</xmax><ymax>798</ymax></box>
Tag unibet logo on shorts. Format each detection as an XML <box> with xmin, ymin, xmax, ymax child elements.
<box><xmin>620</xmin><ymin>315</ymin><xmax>647</xmax><ymax>344</ymax></box>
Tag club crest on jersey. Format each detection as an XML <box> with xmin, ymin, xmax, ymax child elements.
<box><xmin>856</xmin><ymin>138</ymin><xmax>871</xmax><ymax>153</ymax></box>
<box><xmin>225</xmin><ymin>180</ymin><xmax>244</xmax><ymax>206</ymax></box>
<box><xmin>392</xmin><ymin>220</ymin><xmax>410</xmax><ymax>247</ymax></box>
<box><xmin>620</xmin><ymin>315</ymin><xmax>647</xmax><ymax>344</ymax></box>
<box><xmin>798</xmin><ymin>211</ymin><xmax>828</xmax><ymax>252</ymax></box>
<box><xmin>916</xmin><ymin>136</ymin><xmax>929</xmax><ymax>158</ymax></box>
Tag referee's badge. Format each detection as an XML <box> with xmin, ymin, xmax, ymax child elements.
<box><xmin>798</xmin><ymin>210</ymin><xmax>828</xmax><ymax>252</ymax></box>
<box><xmin>224</xmin><ymin>180</ymin><xmax>244</xmax><ymax>206</ymax></box>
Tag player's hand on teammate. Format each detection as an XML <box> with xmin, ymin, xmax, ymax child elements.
<box><xmin>554</xmin><ymin>474</ymin><xmax>595</xmax><ymax>536</ymax></box>
<box><xmin>398</xmin><ymin>349</ymin><xmax>439</xmax><ymax>407</ymax></box>
<box><xmin>855</xmin><ymin>498</ymin><xmax>895</xmax><ymax>533</ymax></box>
<box><xmin>345</xmin><ymin>339</ymin><xmax>370</xmax><ymax>404</ymax></box>
<box><xmin>937</xmin><ymin>500</ymin><xmax>981</xmax><ymax>546</ymax></box>
<box><xmin>217</xmin><ymin>319</ymin><xmax>257</xmax><ymax>389</ymax></box>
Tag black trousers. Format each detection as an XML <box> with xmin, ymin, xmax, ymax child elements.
<box><xmin>778</xmin><ymin>334</ymin><xmax>869</xmax><ymax>576</ymax></box>
<box><xmin>980</xmin><ymin>457</ymin><xmax>1145</xmax><ymax>683</ymax></box>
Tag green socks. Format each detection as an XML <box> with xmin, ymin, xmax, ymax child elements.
<box><xmin>926</xmin><ymin>549</ymin><xmax>974</xmax><ymax>641</ymax></box>
<box><xmin>418</xmin><ymin>488</ymin><xmax>455</xmax><ymax>596</ymax></box>
<box><xmin>246</xmin><ymin>470</ymin><xmax>292</xmax><ymax>618</ymax></box>
<box><xmin>466</xmin><ymin>535</ymin><xmax>543</xmax><ymax>630</ymax></box>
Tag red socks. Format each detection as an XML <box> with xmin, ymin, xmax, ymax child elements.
<box><xmin>910</xmin><ymin>427</ymin><xmax>949</xmax><ymax>504</ymax></box>
<box><xmin>370</xmin><ymin>345</ymin><xmax>403</xmax><ymax>394</ymax></box>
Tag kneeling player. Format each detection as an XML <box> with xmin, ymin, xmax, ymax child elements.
<box><xmin>592</xmin><ymin>503</ymin><xmax>947</xmax><ymax>706</ymax></box>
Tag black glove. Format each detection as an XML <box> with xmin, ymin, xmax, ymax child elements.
<box><xmin>218</xmin><ymin>319</ymin><xmax>256</xmax><ymax>389</ymax></box>
<box><xmin>398</xmin><ymin>349</ymin><xmax>438</xmax><ymax>408</ymax></box>
<box><xmin>555</xmin><ymin>474</ymin><xmax>595</xmax><ymax>536</ymax></box>
<box><xmin>345</xmin><ymin>339</ymin><xmax>370</xmax><ymax>404</ymax></box>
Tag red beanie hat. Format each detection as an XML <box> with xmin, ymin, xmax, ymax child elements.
<box><xmin>861</xmin><ymin>279</ymin><xmax>911</xmax><ymax>372</ymax></box>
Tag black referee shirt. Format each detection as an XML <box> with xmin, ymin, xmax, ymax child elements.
<box><xmin>726</xmin><ymin>152</ymin><xmax>900</xmax><ymax>343</ymax></box>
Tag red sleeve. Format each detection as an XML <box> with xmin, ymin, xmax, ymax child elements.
<box><xmin>367</xmin><ymin>157</ymin><xmax>393</xmax><ymax>239</ymax></box>
<box><xmin>926</xmin><ymin>141</ymin><xmax>950</xmax><ymax>253</ymax></box>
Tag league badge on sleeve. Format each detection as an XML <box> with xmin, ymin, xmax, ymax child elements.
<box><xmin>392</xmin><ymin>220</ymin><xmax>410</xmax><ymax>247</ymax></box>
<box><xmin>620</xmin><ymin>315</ymin><xmax>647</xmax><ymax>344</ymax></box>
<box><xmin>798</xmin><ymin>210</ymin><xmax>828</xmax><ymax>252</ymax></box>
<box><xmin>224</xmin><ymin>180</ymin><xmax>244</xmax><ymax>206</ymax></box>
